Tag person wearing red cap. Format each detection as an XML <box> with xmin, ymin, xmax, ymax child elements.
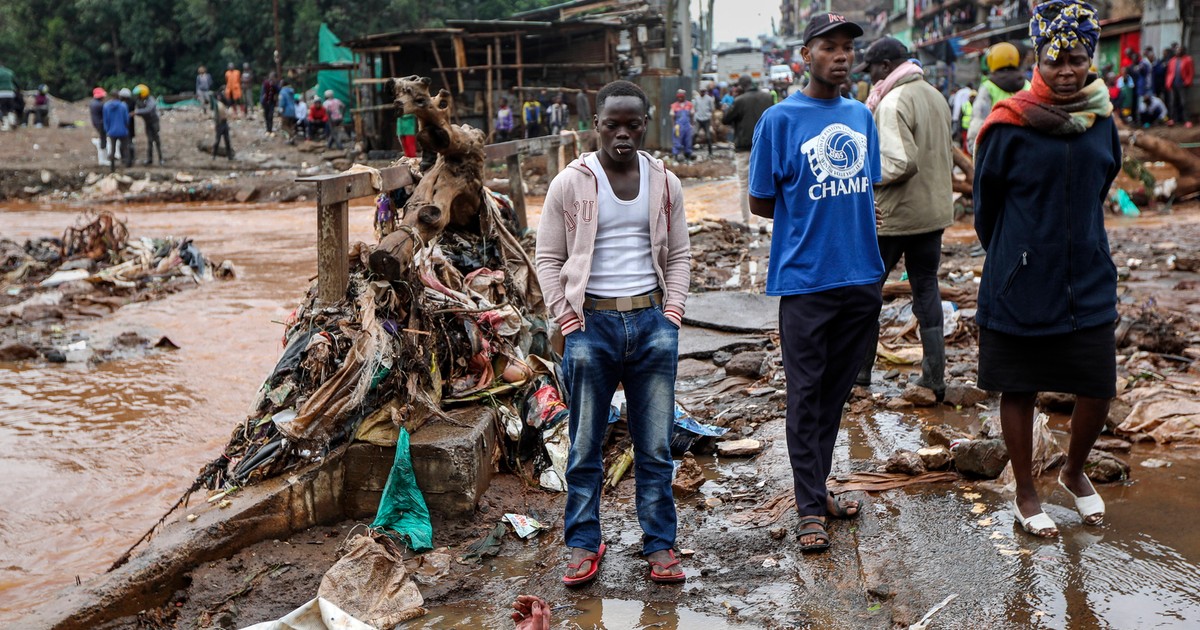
<box><xmin>89</xmin><ymin>87</ymin><xmax>108</xmax><ymax>156</ymax></box>
<box><xmin>748</xmin><ymin>13</ymin><xmax>880</xmax><ymax>553</ymax></box>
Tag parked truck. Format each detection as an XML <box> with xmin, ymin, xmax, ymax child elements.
<box><xmin>716</xmin><ymin>49</ymin><xmax>764</xmax><ymax>86</ymax></box>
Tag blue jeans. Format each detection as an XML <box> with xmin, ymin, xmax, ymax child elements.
<box><xmin>561</xmin><ymin>305</ymin><xmax>679</xmax><ymax>555</ymax></box>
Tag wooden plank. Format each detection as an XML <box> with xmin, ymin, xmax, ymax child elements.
<box><xmin>297</xmin><ymin>166</ymin><xmax>415</xmax><ymax>205</ymax></box>
<box><xmin>561</xmin><ymin>0</ymin><xmax>624</xmax><ymax>19</ymax></box>
<box><xmin>350</xmin><ymin>103</ymin><xmax>398</xmax><ymax>114</ymax></box>
<box><xmin>353</xmin><ymin>78</ymin><xmax>396</xmax><ymax>85</ymax></box>
<box><xmin>506</xmin><ymin>154</ymin><xmax>527</xmax><ymax>231</ymax></box>
<box><xmin>435</xmin><ymin>62</ymin><xmax>612</xmax><ymax>72</ymax></box>
<box><xmin>316</xmin><ymin>201</ymin><xmax>350</xmax><ymax>306</ymax></box>
<box><xmin>355</xmin><ymin>45</ymin><xmax>404</xmax><ymax>53</ymax></box>
<box><xmin>483</xmin><ymin>131</ymin><xmax>597</xmax><ymax>161</ymax></box>
<box><xmin>430</xmin><ymin>40</ymin><xmax>452</xmax><ymax>93</ymax></box>
<box><xmin>452</xmin><ymin>35</ymin><xmax>466</xmax><ymax>93</ymax></box>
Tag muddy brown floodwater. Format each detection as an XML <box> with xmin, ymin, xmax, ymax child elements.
<box><xmin>4</xmin><ymin>184</ymin><xmax>1200</xmax><ymax>629</ymax></box>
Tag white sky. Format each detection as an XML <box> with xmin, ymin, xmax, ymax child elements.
<box><xmin>699</xmin><ymin>0</ymin><xmax>780</xmax><ymax>46</ymax></box>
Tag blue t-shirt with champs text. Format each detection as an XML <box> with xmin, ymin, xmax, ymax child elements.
<box><xmin>749</xmin><ymin>92</ymin><xmax>885</xmax><ymax>296</ymax></box>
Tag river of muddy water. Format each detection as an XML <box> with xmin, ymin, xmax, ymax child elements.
<box><xmin>3</xmin><ymin>186</ymin><xmax>1200</xmax><ymax>628</ymax></box>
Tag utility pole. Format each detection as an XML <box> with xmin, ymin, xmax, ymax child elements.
<box><xmin>273</xmin><ymin>0</ymin><xmax>283</xmax><ymax>78</ymax></box>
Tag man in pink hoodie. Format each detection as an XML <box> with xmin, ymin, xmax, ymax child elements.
<box><xmin>535</xmin><ymin>80</ymin><xmax>691</xmax><ymax>587</ymax></box>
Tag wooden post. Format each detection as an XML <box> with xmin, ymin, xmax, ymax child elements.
<box><xmin>486</xmin><ymin>45</ymin><xmax>494</xmax><ymax>141</ymax></box>
<box><xmin>547</xmin><ymin>138</ymin><xmax>560</xmax><ymax>175</ymax></box>
<box><xmin>516</xmin><ymin>34</ymin><xmax>524</xmax><ymax>93</ymax></box>
<box><xmin>316</xmin><ymin>199</ymin><xmax>350</xmax><ymax>305</ymax></box>
<box><xmin>507</xmin><ymin>154</ymin><xmax>527</xmax><ymax>231</ymax></box>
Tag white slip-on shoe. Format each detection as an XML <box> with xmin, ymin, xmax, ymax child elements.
<box><xmin>1059</xmin><ymin>474</ymin><xmax>1105</xmax><ymax>526</ymax></box>
<box><xmin>1013</xmin><ymin>500</ymin><xmax>1058</xmax><ymax>537</ymax></box>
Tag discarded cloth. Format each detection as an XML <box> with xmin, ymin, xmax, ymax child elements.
<box><xmin>317</xmin><ymin>534</ymin><xmax>426</xmax><ymax>628</ymax></box>
<box><xmin>241</xmin><ymin>597</ymin><xmax>376</xmax><ymax>630</ymax></box>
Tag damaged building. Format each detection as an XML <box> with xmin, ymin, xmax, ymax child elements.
<box><xmin>343</xmin><ymin>0</ymin><xmax>697</xmax><ymax>152</ymax></box>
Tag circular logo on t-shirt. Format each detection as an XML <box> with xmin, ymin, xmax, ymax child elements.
<box><xmin>801</xmin><ymin>123</ymin><xmax>867</xmax><ymax>182</ymax></box>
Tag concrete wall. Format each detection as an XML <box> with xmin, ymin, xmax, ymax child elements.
<box><xmin>1143</xmin><ymin>0</ymin><xmax>1185</xmax><ymax>52</ymax></box>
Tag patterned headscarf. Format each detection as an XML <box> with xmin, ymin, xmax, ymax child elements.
<box><xmin>1030</xmin><ymin>0</ymin><xmax>1100</xmax><ymax>61</ymax></box>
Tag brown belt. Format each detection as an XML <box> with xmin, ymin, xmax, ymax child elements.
<box><xmin>584</xmin><ymin>290</ymin><xmax>663</xmax><ymax>312</ymax></box>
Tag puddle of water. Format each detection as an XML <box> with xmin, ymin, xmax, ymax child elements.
<box><xmin>406</xmin><ymin>597</ymin><xmax>747</xmax><ymax>629</ymax></box>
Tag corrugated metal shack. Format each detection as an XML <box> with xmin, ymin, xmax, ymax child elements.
<box><xmin>344</xmin><ymin>0</ymin><xmax>687</xmax><ymax>151</ymax></box>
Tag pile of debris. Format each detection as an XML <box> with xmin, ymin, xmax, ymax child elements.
<box><xmin>0</xmin><ymin>210</ymin><xmax>231</xmax><ymax>362</ymax></box>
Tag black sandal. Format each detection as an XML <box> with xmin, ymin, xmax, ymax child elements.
<box><xmin>827</xmin><ymin>491</ymin><xmax>862</xmax><ymax>520</ymax></box>
<box><xmin>796</xmin><ymin>516</ymin><xmax>831</xmax><ymax>552</ymax></box>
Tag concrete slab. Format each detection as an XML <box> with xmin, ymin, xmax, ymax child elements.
<box><xmin>678</xmin><ymin>325</ymin><xmax>768</xmax><ymax>359</ymax></box>
<box><xmin>20</xmin><ymin>449</ymin><xmax>348</xmax><ymax>630</ymax></box>
<box><xmin>682</xmin><ymin>291</ymin><xmax>778</xmax><ymax>333</ymax></box>
<box><xmin>346</xmin><ymin>406</ymin><xmax>497</xmax><ymax>521</ymax></box>
<box><xmin>409</xmin><ymin>405</ymin><xmax>496</xmax><ymax>519</ymax></box>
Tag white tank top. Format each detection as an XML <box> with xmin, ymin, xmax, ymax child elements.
<box><xmin>584</xmin><ymin>152</ymin><xmax>660</xmax><ymax>298</ymax></box>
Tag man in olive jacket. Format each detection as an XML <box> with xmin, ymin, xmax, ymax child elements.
<box><xmin>722</xmin><ymin>75</ymin><xmax>773</xmax><ymax>225</ymax></box>
<box><xmin>855</xmin><ymin>37</ymin><xmax>953</xmax><ymax>397</ymax></box>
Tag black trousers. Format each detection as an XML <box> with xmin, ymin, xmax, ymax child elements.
<box><xmin>107</xmin><ymin>136</ymin><xmax>131</xmax><ymax>170</ymax></box>
<box><xmin>213</xmin><ymin>122</ymin><xmax>233</xmax><ymax>158</ymax></box>
<box><xmin>263</xmin><ymin>101</ymin><xmax>275</xmax><ymax>133</ymax></box>
<box><xmin>876</xmin><ymin>229</ymin><xmax>944</xmax><ymax>330</ymax></box>
<box><xmin>779</xmin><ymin>283</ymin><xmax>882</xmax><ymax>516</ymax></box>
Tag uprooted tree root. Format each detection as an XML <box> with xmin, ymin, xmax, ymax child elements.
<box><xmin>1118</xmin><ymin>301</ymin><xmax>1190</xmax><ymax>355</ymax></box>
<box><xmin>61</xmin><ymin>210</ymin><xmax>128</xmax><ymax>263</ymax></box>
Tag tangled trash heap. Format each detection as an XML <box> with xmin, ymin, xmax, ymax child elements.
<box><xmin>1</xmin><ymin>210</ymin><xmax>230</xmax><ymax>362</ymax></box>
<box><xmin>194</xmin><ymin>76</ymin><xmax>571</xmax><ymax>499</ymax></box>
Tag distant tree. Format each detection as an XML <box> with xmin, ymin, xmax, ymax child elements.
<box><xmin>0</xmin><ymin>0</ymin><xmax>560</xmax><ymax>101</ymax></box>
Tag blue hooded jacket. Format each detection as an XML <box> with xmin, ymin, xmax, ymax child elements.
<box><xmin>279</xmin><ymin>86</ymin><xmax>296</xmax><ymax>118</ymax></box>
<box><xmin>102</xmin><ymin>99</ymin><xmax>130</xmax><ymax>138</ymax></box>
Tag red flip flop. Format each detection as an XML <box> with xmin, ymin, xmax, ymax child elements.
<box><xmin>647</xmin><ymin>549</ymin><xmax>686</xmax><ymax>584</ymax></box>
<box><xmin>562</xmin><ymin>543</ymin><xmax>606</xmax><ymax>587</ymax></box>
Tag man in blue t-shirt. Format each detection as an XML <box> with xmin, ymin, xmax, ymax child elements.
<box><xmin>747</xmin><ymin>12</ymin><xmax>883</xmax><ymax>553</ymax></box>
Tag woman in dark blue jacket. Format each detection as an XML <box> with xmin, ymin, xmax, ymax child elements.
<box><xmin>973</xmin><ymin>0</ymin><xmax>1119</xmax><ymax>538</ymax></box>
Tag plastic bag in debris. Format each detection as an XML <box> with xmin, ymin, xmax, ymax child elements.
<box><xmin>525</xmin><ymin>379</ymin><xmax>569</xmax><ymax>430</ymax></box>
<box><xmin>371</xmin><ymin>429</ymin><xmax>433</xmax><ymax>552</ymax></box>
<box><xmin>405</xmin><ymin>550</ymin><xmax>452</xmax><ymax>586</ymax></box>
<box><xmin>499</xmin><ymin>404</ymin><xmax>524</xmax><ymax>441</ymax></box>
<box><xmin>503</xmin><ymin>513</ymin><xmax>548</xmax><ymax>538</ymax></box>
<box><xmin>460</xmin><ymin>522</ymin><xmax>508</xmax><ymax>561</ymax></box>
<box><xmin>540</xmin><ymin>420</ymin><xmax>570</xmax><ymax>492</ymax></box>
<box><xmin>178</xmin><ymin>238</ymin><xmax>207</xmax><ymax>276</ymax></box>
<box><xmin>240</xmin><ymin>596</ymin><xmax>375</xmax><ymax>630</ymax></box>
<box><xmin>316</xmin><ymin>534</ymin><xmax>426</xmax><ymax>628</ymax></box>
<box><xmin>999</xmin><ymin>413</ymin><xmax>1064</xmax><ymax>488</ymax></box>
<box><xmin>670</xmin><ymin>404</ymin><xmax>729</xmax><ymax>456</ymax></box>
<box><xmin>880</xmin><ymin>299</ymin><xmax>959</xmax><ymax>338</ymax></box>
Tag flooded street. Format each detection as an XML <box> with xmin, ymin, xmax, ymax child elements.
<box><xmin>4</xmin><ymin>187</ymin><xmax>1200</xmax><ymax>628</ymax></box>
<box><xmin>0</xmin><ymin>201</ymin><xmax>382</xmax><ymax>613</ymax></box>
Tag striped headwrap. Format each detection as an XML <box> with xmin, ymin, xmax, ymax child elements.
<box><xmin>1030</xmin><ymin>0</ymin><xmax>1100</xmax><ymax>61</ymax></box>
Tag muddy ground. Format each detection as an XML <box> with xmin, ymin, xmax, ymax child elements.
<box><xmin>74</xmin><ymin>205</ymin><xmax>1200</xmax><ymax>630</ymax></box>
<box><xmin>5</xmin><ymin>109</ymin><xmax>1200</xmax><ymax>627</ymax></box>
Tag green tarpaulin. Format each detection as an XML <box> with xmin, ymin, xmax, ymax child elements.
<box><xmin>371</xmin><ymin>428</ymin><xmax>433</xmax><ymax>552</ymax></box>
<box><xmin>317</xmin><ymin>23</ymin><xmax>355</xmax><ymax>122</ymax></box>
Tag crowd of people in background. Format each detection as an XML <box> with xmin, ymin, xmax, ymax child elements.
<box><xmin>1104</xmin><ymin>44</ymin><xmax>1194</xmax><ymax>128</ymax></box>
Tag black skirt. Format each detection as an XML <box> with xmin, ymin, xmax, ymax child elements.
<box><xmin>978</xmin><ymin>324</ymin><xmax>1116</xmax><ymax>398</ymax></box>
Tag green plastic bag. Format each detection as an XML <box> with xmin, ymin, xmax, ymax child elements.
<box><xmin>371</xmin><ymin>429</ymin><xmax>433</xmax><ymax>552</ymax></box>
